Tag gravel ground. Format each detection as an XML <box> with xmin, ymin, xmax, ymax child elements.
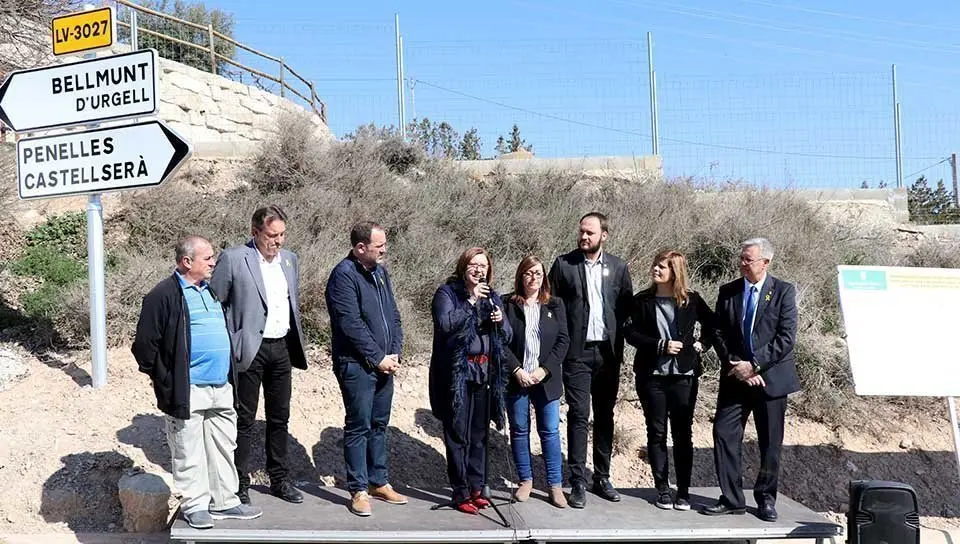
<box><xmin>0</xmin><ymin>347</ymin><xmax>28</xmax><ymax>392</ymax></box>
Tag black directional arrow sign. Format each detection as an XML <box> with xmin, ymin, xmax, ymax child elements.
<box><xmin>16</xmin><ymin>119</ymin><xmax>191</xmax><ymax>200</ymax></box>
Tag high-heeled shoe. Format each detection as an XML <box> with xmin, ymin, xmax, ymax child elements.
<box><xmin>456</xmin><ymin>500</ymin><xmax>480</xmax><ymax>515</ymax></box>
<box><xmin>471</xmin><ymin>491</ymin><xmax>491</xmax><ymax>509</ymax></box>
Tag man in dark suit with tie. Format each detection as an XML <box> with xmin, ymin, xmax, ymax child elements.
<box><xmin>210</xmin><ymin>205</ymin><xmax>308</xmax><ymax>506</ymax></box>
<box><xmin>704</xmin><ymin>237</ymin><xmax>799</xmax><ymax>522</ymax></box>
<box><xmin>548</xmin><ymin>212</ymin><xmax>633</xmax><ymax>509</ymax></box>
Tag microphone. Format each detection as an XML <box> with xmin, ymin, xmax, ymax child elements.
<box><xmin>477</xmin><ymin>275</ymin><xmax>496</xmax><ymax>316</ymax></box>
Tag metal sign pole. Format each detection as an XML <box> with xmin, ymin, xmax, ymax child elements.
<box><xmin>87</xmin><ymin>193</ymin><xmax>107</xmax><ymax>388</ymax></box>
<box><xmin>82</xmin><ymin>3</ymin><xmax>107</xmax><ymax>388</ymax></box>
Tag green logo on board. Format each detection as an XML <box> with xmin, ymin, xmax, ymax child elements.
<box><xmin>841</xmin><ymin>269</ymin><xmax>887</xmax><ymax>291</ymax></box>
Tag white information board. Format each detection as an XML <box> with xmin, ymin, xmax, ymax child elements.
<box><xmin>838</xmin><ymin>265</ymin><xmax>960</xmax><ymax>396</ymax></box>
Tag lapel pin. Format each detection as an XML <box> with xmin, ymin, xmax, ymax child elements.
<box><xmin>765</xmin><ymin>292</ymin><xmax>772</xmax><ymax>302</ymax></box>
<box><xmin>602</xmin><ymin>268</ymin><xmax>610</xmax><ymax>277</ymax></box>
<box><xmin>547</xmin><ymin>311</ymin><xmax>553</xmax><ymax>318</ymax></box>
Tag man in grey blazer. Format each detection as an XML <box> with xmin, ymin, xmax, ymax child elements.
<box><xmin>210</xmin><ymin>205</ymin><xmax>308</xmax><ymax>505</ymax></box>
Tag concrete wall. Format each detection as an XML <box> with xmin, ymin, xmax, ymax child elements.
<box><xmin>156</xmin><ymin>56</ymin><xmax>333</xmax><ymax>157</ymax></box>
<box><xmin>794</xmin><ymin>187</ymin><xmax>910</xmax><ymax>227</ymax></box>
<box><xmin>458</xmin><ymin>155</ymin><xmax>663</xmax><ymax>181</ymax></box>
<box><xmin>457</xmin><ymin>155</ymin><xmax>907</xmax><ymax>227</ymax></box>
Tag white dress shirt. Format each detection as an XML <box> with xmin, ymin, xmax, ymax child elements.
<box><xmin>259</xmin><ymin>251</ymin><xmax>290</xmax><ymax>339</ymax></box>
<box><xmin>584</xmin><ymin>253</ymin><xmax>608</xmax><ymax>342</ymax></box>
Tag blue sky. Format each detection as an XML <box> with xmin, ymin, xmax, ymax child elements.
<box><xmin>185</xmin><ymin>0</ymin><xmax>960</xmax><ymax>188</ymax></box>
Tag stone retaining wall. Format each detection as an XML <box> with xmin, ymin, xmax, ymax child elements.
<box><xmin>156</xmin><ymin>55</ymin><xmax>332</xmax><ymax>155</ymax></box>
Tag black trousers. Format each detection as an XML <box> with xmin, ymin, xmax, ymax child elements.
<box><xmin>235</xmin><ymin>336</ymin><xmax>293</xmax><ymax>487</ymax></box>
<box><xmin>637</xmin><ymin>375</ymin><xmax>698</xmax><ymax>496</ymax></box>
<box><xmin>712</xmin><ymin>382</ymin><xmax>787</xmax><ymax>508</ymax></box>
<box><xmin>563</xmin><ymin>341</ymin><xmax>620</xmax><ymax>486</ymax></box>
<box><xmin>442</xmin><ymin>382</ymin><xmax>488</xmax><ymax>503</ymax></box>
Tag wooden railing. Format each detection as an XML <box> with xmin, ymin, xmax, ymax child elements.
<box><xmin>112</xmin><ymin>0</ymin><xmax>326</xmax><ymax>124</ymax></box>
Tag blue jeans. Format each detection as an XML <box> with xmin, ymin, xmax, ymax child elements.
<box><xmin>506</xmin><ymin>387</ymin><xmax>562</xmax><ymax>486</ymax></box>
<box><xmin>334</xmin><ymin>360</ymin><xmax>394</xmax><ymax>493</ymax></box>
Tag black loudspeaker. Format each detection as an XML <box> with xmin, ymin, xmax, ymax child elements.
<box><xmin>847</xmin><ymin>480</ymin><xmax>920</xmax><ymax>544</ymax></box>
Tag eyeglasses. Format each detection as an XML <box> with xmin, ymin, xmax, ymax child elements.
<box><xmin>522</xmin><ymin>271</ymin><xmax>544</xmax><ymax>279</ymax></box>
<box><xmin>739</xmin><ymin>257</ymin><xmax>765</xmax><ymax>265</ymax></box>
<box><xmin>466</xmin><ymin>263</ymin><xmax>489</xmax><ymax>270</ymax></box>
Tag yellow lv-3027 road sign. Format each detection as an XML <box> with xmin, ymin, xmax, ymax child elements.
<box><xmin>52</xmin><ymin>6</ymin><xmax>115</xmax><ymax>56</ymax></box>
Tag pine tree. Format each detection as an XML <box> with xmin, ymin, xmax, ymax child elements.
<box><xmin>495</xmin><ymin>135</ymin><xmax>508</xmax><ymax>155</ymax></box>
<box><xmin>495</xmin><ymin>124</ymin><xmax>533</xmax><ymax>155</ymax></box>
<box><xmin>459</xmin><ymin>128</ymin><xmax>482</xmax><ymax>160</ymax></box>
<box><xmin>908</xmin><ymin>176</ymin><xmax>960</xmax><ymax>224</ymax></box>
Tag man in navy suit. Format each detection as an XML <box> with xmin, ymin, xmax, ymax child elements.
<box><xmin>704</xmin><ymin>237</ymin><xmax>799</xmax><ymax>522</ymax></box>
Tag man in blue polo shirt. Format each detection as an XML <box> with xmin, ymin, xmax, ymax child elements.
<box><xmin>133</xmin><ymin>235</ymin><xmax>262</xmax><ymax>529</ymax></box>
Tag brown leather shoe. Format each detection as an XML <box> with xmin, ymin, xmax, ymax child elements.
<box><xmin>549</xmin><ymin>485</ymin><xmax>568</xmax><ymax>508</ymax></box>
<box><xmin>368</xmin><ymin>483</ymin><xmax>408</xmax><ymax>505</ymax></box>
<box><xmin>514</xmin><ymin>480</ymin><xmax>533</xmax><ymax>502</ymax></box>
<box><xmin>350</xmin><ymin>491</ymin><xmax>372</xmax><ymax>517</ymax></box>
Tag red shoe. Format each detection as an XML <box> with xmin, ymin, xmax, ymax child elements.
<box><xmin>456</xmin><ymin>500</ymin><xmax>480</xmax><ymax>515</ymax></box>
<box><xmin>471</xmin><ymin>491</ymin><xmax>491</xmax><ymax>509</ymax></box>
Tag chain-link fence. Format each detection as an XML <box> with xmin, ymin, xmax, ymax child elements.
<box><xmin>111</xmin><ymin>0</ymin><xmax>325</xmax><ymax>122</ymax></box>
<box><xmin>100</xmin><ymin>4</ymin><xmax>960</xmax><ymax>219</ymax></box>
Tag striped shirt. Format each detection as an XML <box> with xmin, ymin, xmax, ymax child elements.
<box><xmin>522</xmin><ymin>301</ymin><xmax>541</xmax><ymax>373</ymax></box>
<box><xmin>176</xmin><ymin>272</ymin><xmax>231</xmax><ymax>385</ymax></box>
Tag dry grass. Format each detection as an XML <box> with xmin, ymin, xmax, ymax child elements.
<box><xmin>23</xmin><ymin>112</ymin><xmax>958</xmax><ymax>425</ymax></box>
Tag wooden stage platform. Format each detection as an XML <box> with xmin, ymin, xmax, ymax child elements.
<box><xmin>169</xmin><ymin>485</ymin><xmax>842</xmax><ymax>544</ymax></box>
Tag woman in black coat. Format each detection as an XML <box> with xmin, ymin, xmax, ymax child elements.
<box><xmin>502</xmin><ymin>255</ymin><xmax>570</xmax><ymax>508</ymax></box>
<box><xmin>625</xmin><ymin>249</ymin><xmax>717</xmax><ymax>511</ymax></box>
<box><xmin>428</xmin><ymin>247</ymin><xmax>513</xmax><ymax>514</ymax></box>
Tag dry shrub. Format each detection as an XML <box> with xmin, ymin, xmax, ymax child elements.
<box><xmin>0</xmin><ymin>144</ymin><xmax>23</xmax><ymax>263</ymax></box>
<box><xmin>901</xmin><ymin>238</ymin><xmax>960</xmax><ymax>268</ymax></box>
<box><xmin>612</xmin><ymin>419</ymin><xmax>643</xmax><ymax>456</ymax></box>
<box><xmin>45</xmin><ymin>113</ymin><xmax>916</xmax><ymax>422</ymax></box>
<box><xmin>53</xmin><ymin>254</ymin><xmax>171</xmax><ymax>346</ymax></box>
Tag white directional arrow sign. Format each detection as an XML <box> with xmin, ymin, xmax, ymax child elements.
<box><xmin>0</xmin><ymin>49</ymin><xmax>158</xmax><ymax>132</ymax></box>
<box><xmin>17</xmin><ymin>120</ymin><xmax>191</xmax><ymax>200</ymax></box>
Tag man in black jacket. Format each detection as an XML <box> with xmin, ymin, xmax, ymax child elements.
<box><xmin>325</xmin><ymin>221</ymin><xmax>406</xmax><ymax>517</ymax></box>
<box><xmin>548</xmin><ymin>212</ymin><xmax>633</xmax><ymax>509</ymax></box>
<box><xmin>704</xmin><ymin>237</ymin><xmax>800</xmax><ymax>523</ymax></box>
<box><xmin>132</xmin><ymin>236</ymin><xmax>261</xmax><ymax>529</ymax></box>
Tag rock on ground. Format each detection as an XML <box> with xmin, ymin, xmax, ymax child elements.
<box><xmin>118</xmin><ymin>471</ymin><xmax>171</xmax><ymax>533</ymax></box>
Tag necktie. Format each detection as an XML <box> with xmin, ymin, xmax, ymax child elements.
<box><xmin>742</xmin><ymin>286</ymin><xmax>758</xmax><ymax>359</ymax></box>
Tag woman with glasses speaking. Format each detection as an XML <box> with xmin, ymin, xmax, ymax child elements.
<box><xmin>501</xmin><ymin>255</ymin><xmax>570</xmax><ymax>508</ymax></box>
<box><xmin>429</xmin><ymin>247</ymin><xmax>513</xmax><ymax>514</ymax></box>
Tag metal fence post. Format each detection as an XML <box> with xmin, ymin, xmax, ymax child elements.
<box><xmin>395</xmin><ymin>13</ymin><xmax>405</xmax><ymax>139</ymax></box>
<box><xmin>279</xmin><ymin>58</ymin><xmax>285</xmax><ymax>98</ymax></box>
<box><xmin>952</xmin><ymin>153</ymin><xmax>959</xmax><ymax>207</ymax></box>
<box><xmin>647</xmin><ymin>31</ymin><xmax>660</xmax><ymax>156</ymax></box>
<box><xmin>130</xmin><ymin>8</ymin><xmax>138</xmax><ymax>50</ymax></box>
<box><xmin>892</xmin><ymin>64</ymin><xmax>903</xmax><ymax>188</ymax></box>
<box><xmin>309</xmin><ymin>81</ymin><xmax>316</xmax><ymax>112</ymax></box>
<box><xmin>207</xmin><ymin>23</ymin><xmax>216</xmax><ymax>74</ymax></box>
